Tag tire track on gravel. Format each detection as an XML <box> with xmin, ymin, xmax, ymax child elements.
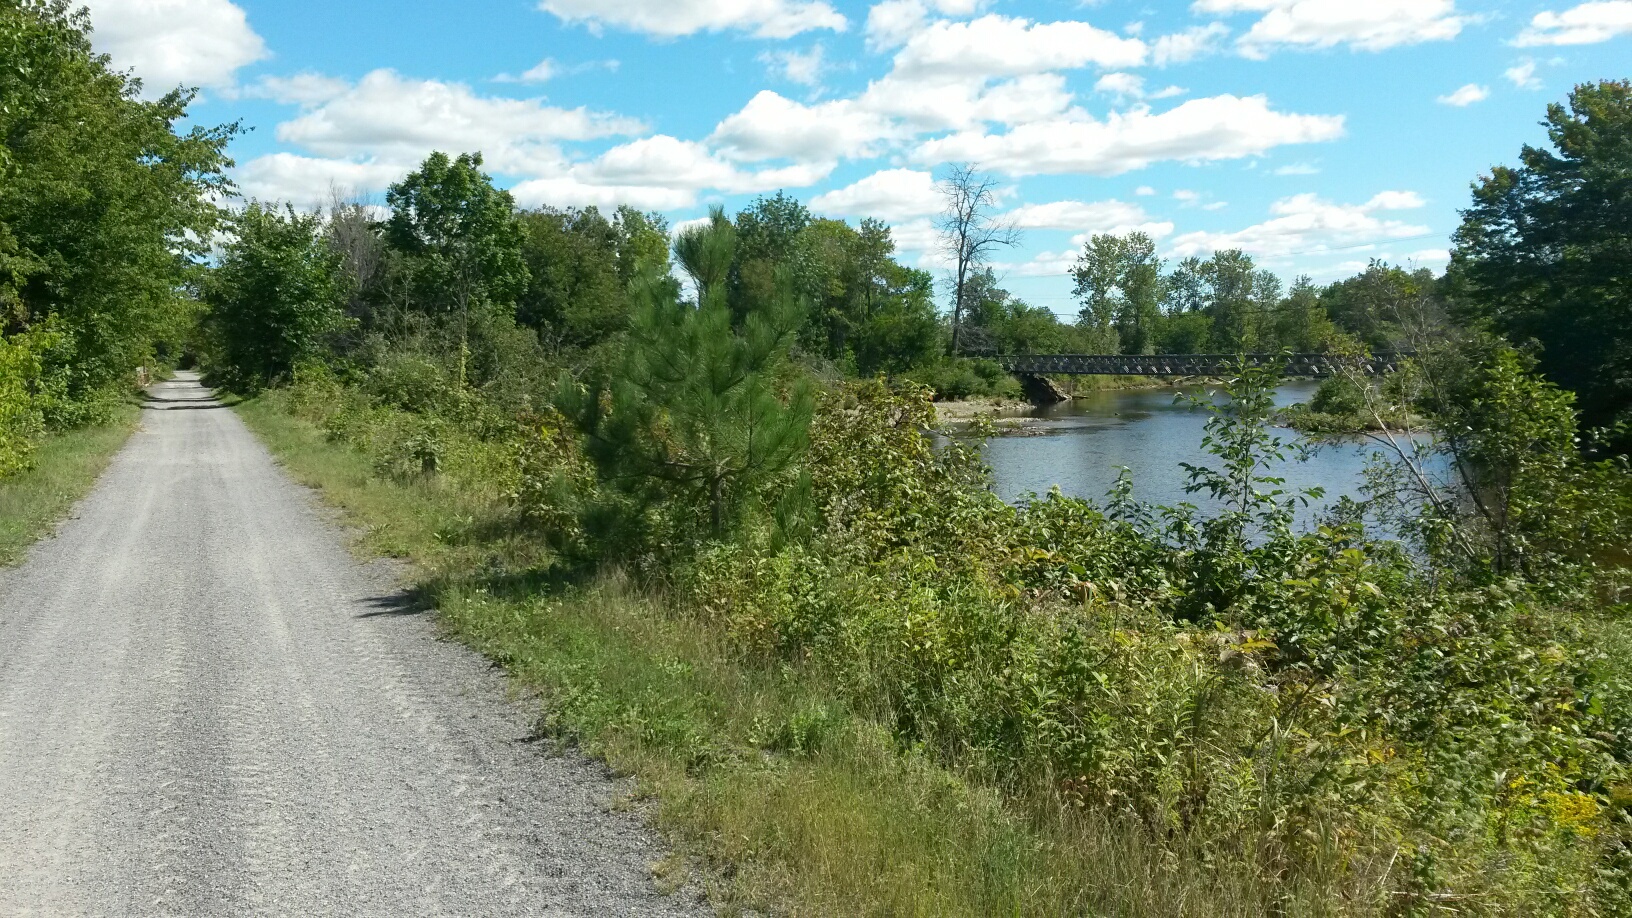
<box><xmin>0</xmin><ymin>373</ymin><xmax>708</xmax><ymax>917</ymax></box>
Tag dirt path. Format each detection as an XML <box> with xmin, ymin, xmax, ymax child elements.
<box><xmin>0</xmin><ymin>373</ymin><xmax>704</xmax><ymax>917</ymax></box>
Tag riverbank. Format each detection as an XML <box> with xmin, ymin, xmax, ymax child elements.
<box><xmin>935</xmin><ymin>375</ymin><xmax>1188</xmax><ymax>434</ymax></box>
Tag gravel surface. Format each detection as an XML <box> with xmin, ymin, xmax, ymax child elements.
<box><xmin>0</xmin><ymin>373</ymin><xmax>708</xmax><ymax>917</ymax></box>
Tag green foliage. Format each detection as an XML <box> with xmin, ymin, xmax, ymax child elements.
<box><xmin>203</xmin><ymin>204</ymin><xmax>348</xmax><ymax>391</ymax></box>
<box><xmin>0</xmin><ymin>0</ymin><xmax>235</xmax><ymax>408</ymax></box>
<box><xmin>1319</xmin><ymin>260</ymin><xmax>1439</xmax><ymax>351</ymax></box>
<box><xmin>903</xmin><ymin>356</ymin><xmax>1023</xmax><ymax>401</ymax></box>
<box><xmin>1068</xmin><ymin>239</ymin><xmax>1380</xmax><ymax>357</ymax></box>
<box><xmin>0</xmin><ymin>325</ymin><xmax>53</xmax><ymax>477</ymax></box>
<box><xmin>514</xmin><ymin>204</ymin><xmax>667</xmax><ymax>350</ymax></box>
<box><xmin>1416</xmin><ymin>344</ymin><xmax>1631</xmax><ymax>580</ymax></box>
<box><xmin>674</xmin><ymin>371</ymin><xmax>1631</xmax><ymax>913</ymax></box>
<box><xmin>557</xmin><ymin>219</ymin><xmax>815</xmax><ymax>543</ymax></box>
<box><xmin>1072</xmin><ymin>231</ymin><xmax>1163</xmax><ymax>354</ymax></box>
<box><xmin>384</xmin><ymin>152</ymin><xmax>529</xmax><ymax>388</ymax></box>
<box><xmin>188</xmin><ymin>78</ymin><xmax>1632</xmax><ymax>912</ymax></box>
<box><xmin>1452</xmin><ymin>80</ymin><xmax>1632</xmax><ymax>445</ymax></box>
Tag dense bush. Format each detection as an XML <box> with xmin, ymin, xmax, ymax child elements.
<box><xmin>666</xmin><ymin>372</ymin><xmax>1631</xmax><ymax>913</ymax></box>
<box><xmin>0</xmin><ymin>327</ymin><xmax>51</xmax><ymax>477</ymax></box>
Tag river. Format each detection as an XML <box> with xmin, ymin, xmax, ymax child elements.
<box><xmin>980</xmin><ymin>380</ymin><xmax>1421</xmax><ymax>526</ymax></box>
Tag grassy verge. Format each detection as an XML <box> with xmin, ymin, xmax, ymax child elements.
<box><xmin>236</xmin><ymin>396</ymin><xmax>1312</xmax><ymax>917</ymax></box>
<box><xmin>0</xmin><ymin>405</ymin><xmax>139</xmax><ymax>567</ymax></box>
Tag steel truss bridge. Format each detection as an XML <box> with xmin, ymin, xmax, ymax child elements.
<box><xmin>995</xmin><ymin>352</ymin><xmax>1411</xmax><ymax>378</ymax></box>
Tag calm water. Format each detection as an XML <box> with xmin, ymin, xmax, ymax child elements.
<box><xmin>981</xmin><ymin>381</ymin><xmax>1409</xmax><ymax>525</ymax></box>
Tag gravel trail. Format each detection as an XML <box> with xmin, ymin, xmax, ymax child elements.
<box><xmin>0</xmin><ymin>373</ymin><xmax>706</xmax><ymax>917</ymax></box>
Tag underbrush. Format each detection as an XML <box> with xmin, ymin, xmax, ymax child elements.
<box><xmin>241</xmin><ymin>366</ymin><xmax>1632</xmax><ymax>916</ymax></box>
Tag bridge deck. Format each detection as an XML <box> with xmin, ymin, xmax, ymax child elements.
<box><xmin>996</xmin><ymin>353</ymin><xmax>1409</xmax><ymax>377</ymax></box>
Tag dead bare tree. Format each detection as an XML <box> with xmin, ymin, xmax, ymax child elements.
<box><xmin>936</xmin><ymin>163</ymin><xmax>1020</xmax><ymax>356</ymax></box>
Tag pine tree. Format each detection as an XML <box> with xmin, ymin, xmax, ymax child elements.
<box><xmin>558</xmin><ymin>215</ymin><xmax>813</xmax><ymax>539</ymax></box>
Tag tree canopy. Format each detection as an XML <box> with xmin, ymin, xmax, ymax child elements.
<box><xmin>1452</xmin><ymin>79</ymin><xmax>1632</xmax><ymax>443</ymax></box>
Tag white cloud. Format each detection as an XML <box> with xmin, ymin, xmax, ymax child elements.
<box><xmin>1506</xmin><ymin>59</ymin><xmax>1542</xmax><ymax>88</ymax></box>
<box><xmin>710</xmin><ymin>91</ymin><xmax>898</xmax><ymax>161</ymax></box>
<box><xmin>1004</xmin><ymin>199</ymin><xmax>1174</xmax><ymax>237</ymax></box>
<box><xmin>858</xmin><ymin>72</ymin><xmax>1076</xmax><ymax>133</ymax></box>
<box><xmin>1195</xmin><ymin>0</ymin><xmax>1465</xmax><ymax>57</ymax></box>
<box><xmin>1365</xmin><ymin>190</ymin><xmax>1425</xmax><ymax>210</ymax></box>
<box><xmin>81</xmin><ymin>0</ymin><xmax>268</xmax><ymax>95</ymax></box>
<box><xmin>864</xmin><ymin>0</ymin><xmax>986</xmax><ymax>49</ymax></box>
<box><xmin>510</xmin><ymin>176</ymin><xmax>698</xmax><ymax>212</ymax></box>
<box><xmin>885</xmin><ymin>218</ymin><xmax>948</xmax><ymax>267</ymax></box>
<box><xmin>494</xmin><ymin>59</ymin><xmax>558</xmax><ymax>84</ymax></box>
<box><xmin>810</xmin><ymin>169</ymin><xmax>940</xmax><ymax>220</ymax></box>
<box><xmin>1095</xmin><ymin>72</ymin><xmax>1146</xmax><ymax>99</ymax></box>
<box><xmin>1274</xmin><ymin>162</ymin><xmax>1319</xmax><ymax>175</ymax></box>
<box><xmin>582</xmin><ymin>134</ymin><xmax>832</xmax><ymax>194</ymax></box>
<box><xmin>1437</xmin><ymin>83</ymin><xmax>1489</xmax><ymax>106</ymax></box>
<box><xmin>246</xmin><ymin>72</ymin><xmax>350</xmax><ymax>106</ymax></box>
<box><xmin>761</xmin><ymin>44</ymin><xmax>827</xmax><ymax>86</ymax></box>
<box><xmin>537</xmin><ymin>0</ymin><xmax>846</xmax><ymax>39</ymax></box>
<box><xmin>1135</xmin><ymin>185</ymin><xmax>1157</xmax><ymax>196</ymax></box>
<box><xmin>1515</xmin><ymin>1</ymin><xmax>1632</xmax><ymax>46</ymax></box>
<box><xmin>1173</xmin><ymin>189</ymin><xmax>1202</xmax><ymax>204</ymax></box>
<box><xmin>274</xmin><ymin>70</ymin><xmax>644</xmax><ymax>176</ymax></box>
<box><xmin>890</xmin><ymin>15</ymin><xmax>1147</xmax><ymax>79</ymax></box>
<box><xmin>1168</xmin><ymin>191</ymin><xmax>1431</xmax><ymax>259</ymax></box>
<box><xmin>1152</xmin><ymin>23</ymin><xmax>1231</xmax><ymax>65</ymax></box>
<box><xmin>912</xmin><ymin>94</ymin><xmax>1344</xmax><ymax>176</ymax></box>
<box><xmin>235</xmin><ymin>154</ymin><xmax>408</xmax><ymax>210</ymax></box>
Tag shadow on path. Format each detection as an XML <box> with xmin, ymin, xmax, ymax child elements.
<box><xmin>356</xmin><ymin>591</ymin><xmax>428</xmax><ymax>619</ymax></box>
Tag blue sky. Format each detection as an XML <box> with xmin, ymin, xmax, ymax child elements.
<box><xmin>81</xmin><ymin>0</ymin><xmax>1632</xmax><ymax>314</ymax></box>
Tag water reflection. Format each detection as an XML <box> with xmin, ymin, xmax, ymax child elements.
<box><xmin>979</xmin><ymin>381</ymin><xmax>1422</xmax><ymax>528</ymax></box>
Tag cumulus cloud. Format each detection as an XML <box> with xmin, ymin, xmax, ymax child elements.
<box><xmin>1506</xmin><ymin>59</ymin><xmax>1543</xmax><ymax>88</ymax></box>
<box><xmin>494</xmin><ymin>60</ymin><xmax>558</xmax><ymax>84</ymax></box>
<box><xmin>887</xmin><ymin>218</ymin><xmax>945</xmax><ymax>264</ymax></box>
<box><xmin>537</xmin><ymin>0</ymin><xmax>846</xmax><ymax>39</ymax></box>
<box><xmin>1437</xmin><ymin>83</ymin><xmax>1490</xmax><ymax>106</ymax></box>
<box><xmin>1515</xmin><ymin>1</ymin><xmax>1632</xmax><ymax>46</ymax></box>
<box><xmin>1168</xmin><ymin>191</ymin><xmax>1430</xmax><ymax>259</ymax></box>
<box><xmin>235</xmin><ymin>153</ymin><xmax>408</xmax><ymax>210</ymax></box>
<box><xmin>1274</xmin><ymin>162</ymin><xmax>1319</xmax><ymax>175</ymax></box>
<box><xmin>1004</xmin><ymin>199</ymin><xmax>1174</xmax><ymax>237</ymax></box>
<box><xmin>245</xmin><ymin>72</ymin><xmax>350</xmax><ymax>106</ymax></box>
<box><xmin>273</xmin><ymin>69</ymin><xmax>644</xmax><ymax>176</ymax></box>
<box><xmin>710</xmin><ymin>91</ymin><xmax>899</xmax><ymax>161</ymax></box>
<box><xmin>1095</xmin><ymin>72</ymin><xmax>1146</xmax><ymax>99</ymax></box>
<box><xmin>761</xmin><ymin>44</ymin><xmax>827</xmax><ymax>86</ymax></box>
<box><xmin>864</xmin><ymin>0</ymin><xmax>986</xmax><ymax>49</ymax></box>
<box><xmin>510</xmin><ymin>176</ymin><xmax>698</xmax><ymax>212</ymax></box>
<box><xmin>890</xmin><ymin>15</ymin><xmax>1147</xmax><ymax>79</ymax></box>
<box><xmin>581</xmin><ymin>134</ymin><xmax>833</xmax><ymax>194</ymax></box>
<box><xmin>859</xmin><ymin>72</ymin><xmax>1076</xmax><ymax>133</ymax></box>
<box><xmin>81</xmin><ymin>0</ymin><xmax>268</xmax><ymax>96</ymax></box>
<box><xmin>1152</xmin><ymin>23</ymin><xmax>1231</xmax><ymax>65</ymax></box>
<box><xmin>911</xmin><ymin>94</ymin><xmax>1345</xmax><ymax>177</ymax></box>
<box><xmin>810</xmin><ymin>169</ymin><xmax>941</xmax><ymax>220</ymax></box>
<box><xmin>1194</xmin><ymin>0</ymin><xmax>1465</xmax><ymax>57</ymax></box>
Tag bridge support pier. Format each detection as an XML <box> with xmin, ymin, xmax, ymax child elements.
<box><xmin>1017</xmin><ymin>373</ymin><xmax>1069</xmax><ymax>405</ymax></box>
